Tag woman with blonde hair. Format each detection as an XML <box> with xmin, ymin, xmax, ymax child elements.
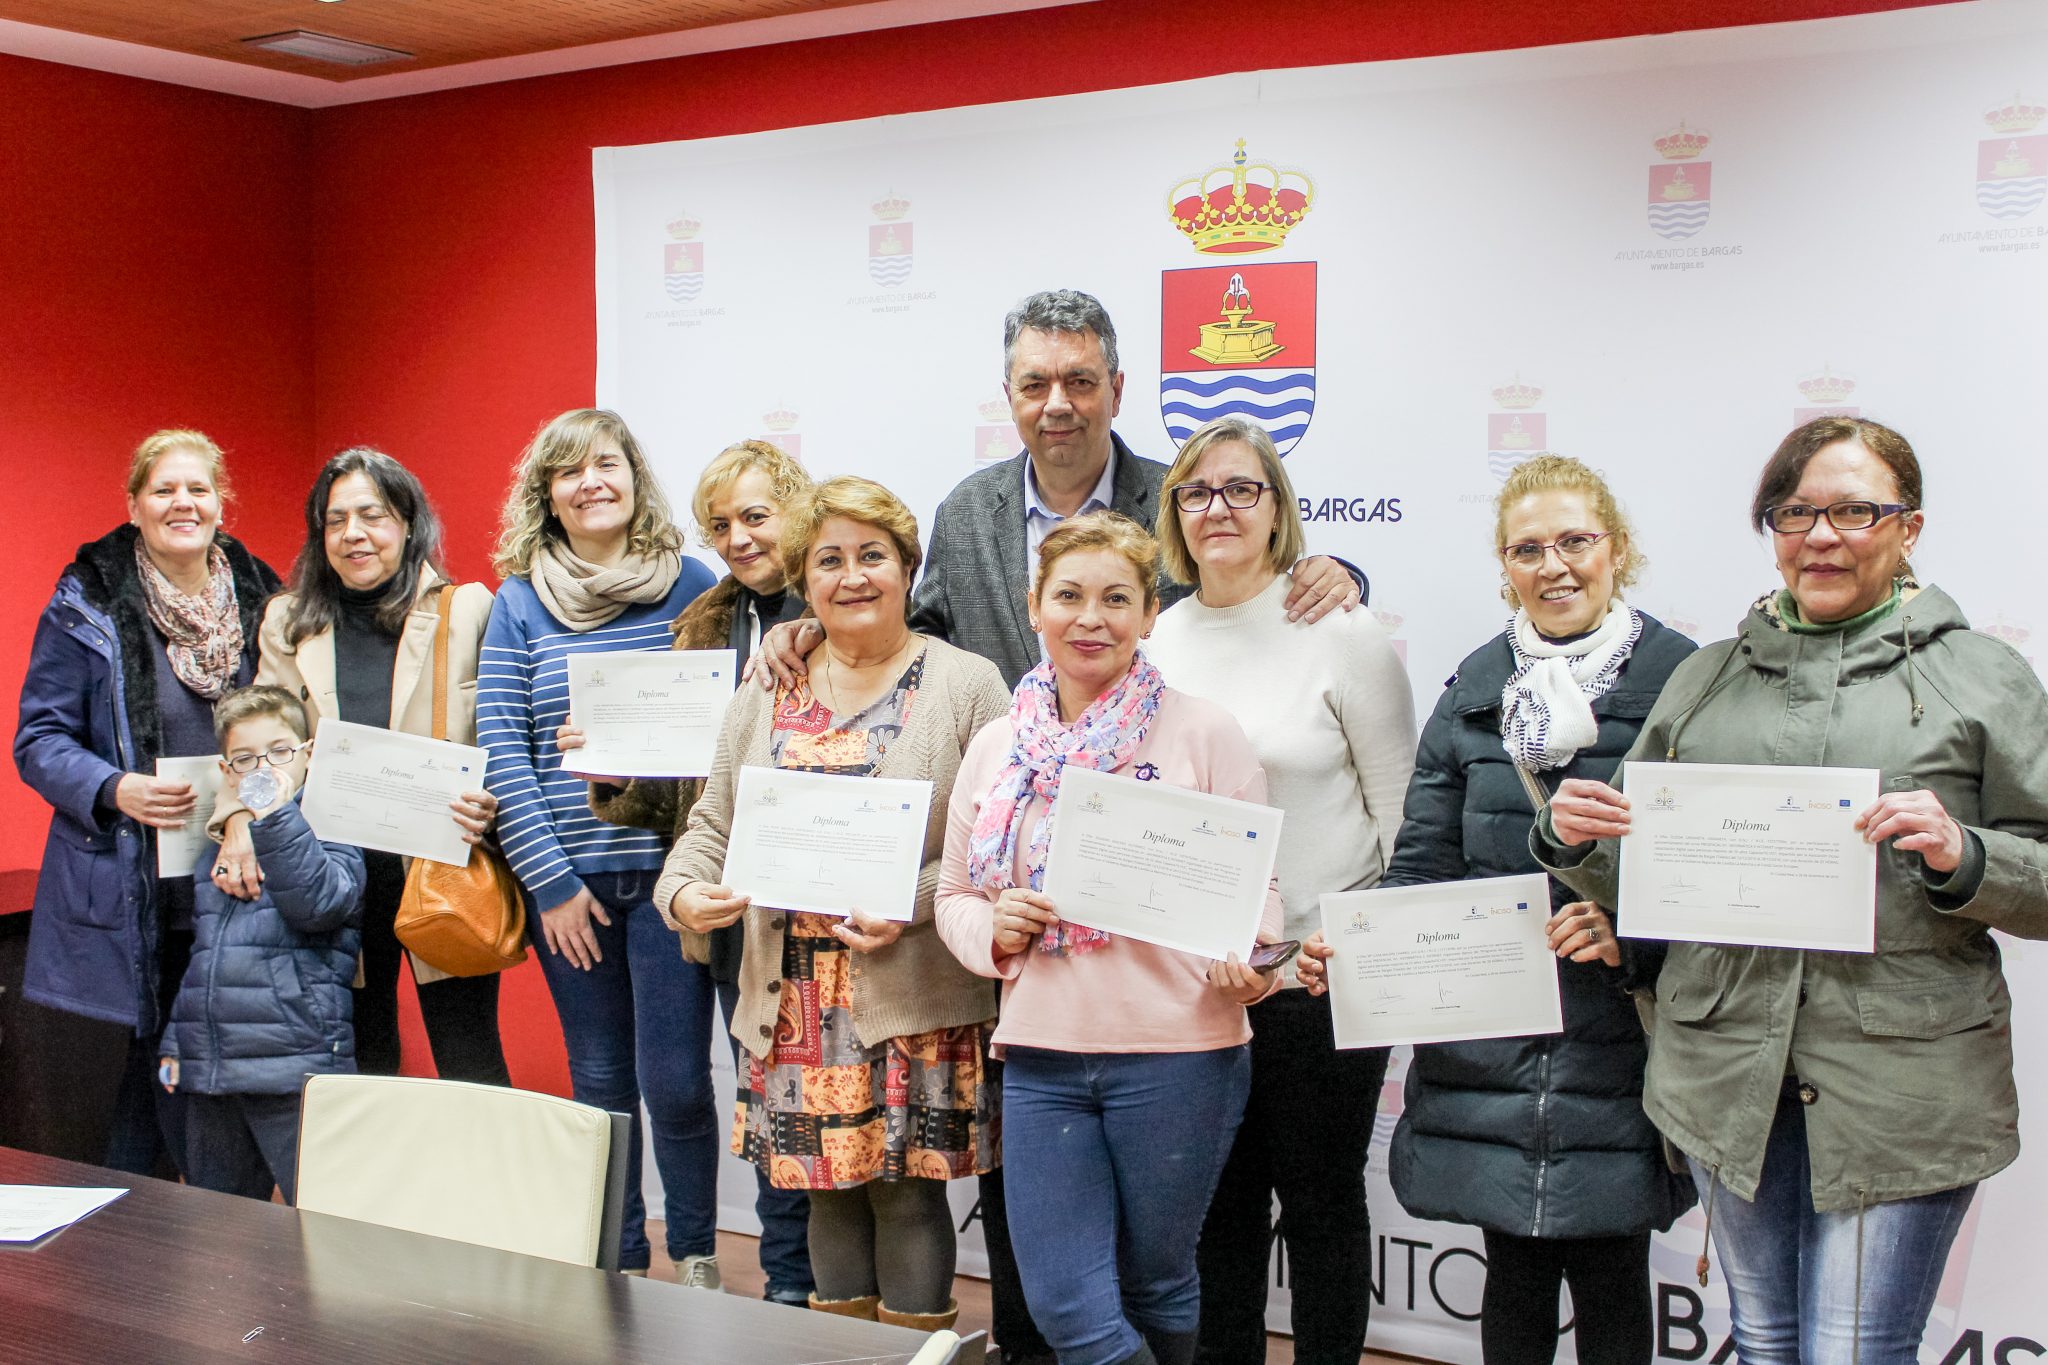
<box><xmin>15</xmin><ymin>429</ymin><xmax>280</xmax><ymax>1173</ymax></box>
<box><xmin>658</xmin><ymin>475</ymin><xmax>1008</xmax><ymax>1331</ymax></box>
<box><xmin>1142</xmin><ymin>416</ymin><xmax>1415</xmax><ymax>1365</ymax></box>
<box><xmin>1298</xmin><ymin>454</ymin><xmax>1697</xmax><ymax>1365</ymax></box>
<box><xmin>938</xmin><ymin>510</ymin><xmax>1284</xmax><ymax>1365</ymax></box>
<box><xmin>475</xmin><ymin>408</ymin><xmax>720</xmax><ymax>1281</ymax></box>
<box><xmin>560</xmin><ymin>437</ymin><xmax>817</xmax><ymax>1304</ymax></box>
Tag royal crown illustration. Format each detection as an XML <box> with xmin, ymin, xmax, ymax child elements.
<box><xmin>1372</xmin><ymin>609</ymin><xmax>1404</xmax><ymax>635</ymax></box>
<box><xmin>761</xmin><ymin>408</ymin><xmax>799</xmax><ymax>432</ymax></box>
<box><xmin>1796</xmin><ymin>366</ymin><xmax>1855</xmax><ymax>405</ymax></box>
<box><xmin>1167</xmin><ymin>140</ymin><xmax>1315</xmax><ymax>255</ymax></box>
<box><xmin>1985</xmin><ymin>92</ymin><xmax>2046</xmax><ymax>135</ymax></box>
<box><xmin>1982</xmin><ymin>617</ymin><xmax>2032</xmax><ymax>648</ymax></box>
<box><xmin>978</xmin><ymin>398</ymin><xmax>1010</xmax><ymax>423</ymax></box>
<box><xmin>1654</xmin><ymin>121</ymin><xmax>1711</xmax><ymax>160</ymax></box>
<box><xmin>871</xmin><ymin>191</ymin><xmax>911</xmax><ymax>221</ymax></box>
<box><xmin>666</xmin><ymin>215</ymin><xmax>702</xmax><ymax>241</ymax></box>
<box><xmin>1492</xmin><ymin>376</ymin><xmax>1543</xmax><ymax>410</ymax></box>
<box><xmin>1187</xmin><ymin>273</ymin><xmax>1286</xmax><ymax>363</ymax></box>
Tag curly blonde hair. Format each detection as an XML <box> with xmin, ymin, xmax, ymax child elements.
<box><xmin>689</xmin><ymin>440</ymin><xmax>811</xmax><ymax>547</ymax></box>
<box><xmin>492</xmin><ymin>409</ymin><xmax>681</xmax><ymax>577</ymax></box>
<box><xmin>1493</xmin><ymin>454</ymin><xmax>1644</xmax><ymax>606</ymax></box>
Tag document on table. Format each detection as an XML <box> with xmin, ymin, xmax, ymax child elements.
<box><xmin>1039</xmin><ymin>766</ymin><xmax>1282</xmax><ymax>961</ymax></box>
<box><xmin>1617</xmin><ymin>761</ymin><xmax>1880</xmax><ymax>953</ymax></box>
<box><xmin>563</xmin><ymin>648</ymin><xmax>735</xmax><ymax>779</ymax></box>
<box><xmin>720</xmin><ymin>766</ymin><xmax>934</xmax><ymax>921</ymax></box>
<box><xmin>0</xmin><ymin>1185</ymin><xmax>128</xmax><ymax>1243</ymax></box>
<box><xmin>154</xmin><ymin>756</ymin><xmax>223</xmax><ymax>878</ymax></box>
<box><xmin>1318</xmin><ymin>874</ymin><xmax>1562</xmax><ymax>1050</ymax></box>
<box><xmin>300</xmin><ymin>719</ymin><xmax>486</xmax><ymax>866</ymax></box>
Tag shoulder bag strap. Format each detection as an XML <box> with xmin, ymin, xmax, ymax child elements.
<box><xmin>429</xmin><ymin>584</ymin><xmax>454</xmax><ymax>742</ymax></box>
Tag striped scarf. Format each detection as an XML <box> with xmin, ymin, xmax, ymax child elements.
<box><xmin>1499</xmin><ymin>603</ymin><xmax>1641</xmax><ymax>771</ymax></box>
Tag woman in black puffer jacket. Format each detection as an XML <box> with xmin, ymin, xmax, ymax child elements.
<box><xmin>1301</xmin><ymin>456</ymin><xmax>1695</xmax><ymax>1365</ymax></box>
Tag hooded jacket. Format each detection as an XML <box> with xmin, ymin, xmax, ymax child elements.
<box><xmin>1384</xmin><ymin>611</ymin><xmax>1699</xmax><ymax>1238</ymax></box>
<box><xmin>161</xmin><ymin>797</ymin><xmax>365</xmax><ymax>1094</ymax></box>
<box><xmin>1538</xmin><ymin>586</ymin><xmax>2048</xmax><ymax>1210</ymax></box>
<box><xmin>14</xmin><ymin>525</ymin><xmax>278</xmax><ymax>1031</ymax></box>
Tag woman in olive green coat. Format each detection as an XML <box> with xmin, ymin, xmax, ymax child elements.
<box><xmin>1537</xmin><ymin>416</ymin><xmax>2048</xmax><ymax>1365</ymax></box>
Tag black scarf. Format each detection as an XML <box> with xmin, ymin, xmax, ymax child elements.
<box><xmin>727</xmin><ymin>585</ymin><xmax>802</xmax><ymax>673</ymax></box>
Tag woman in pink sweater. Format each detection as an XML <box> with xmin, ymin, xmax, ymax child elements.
<box><xmin>937</xmin><ymin>511</ymin><xmax>1282</xmax><ymax>1365</ymax></box>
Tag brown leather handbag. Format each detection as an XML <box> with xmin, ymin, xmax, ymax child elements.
<box><xmin>394</xmin><ymin>585</ymin><xmax>528</xmax><ymax>976</ymax></box>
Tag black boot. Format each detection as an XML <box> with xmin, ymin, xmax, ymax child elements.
<box><xmin>1139</xmin><ymin>1329</ymin><xmax>1196</xmax><ymax>1365</ymax></box>
<box><xmin>1110</xmin><ymin>1343</ymin><xmax>1160</xmax><ymax>1365</ymax></box>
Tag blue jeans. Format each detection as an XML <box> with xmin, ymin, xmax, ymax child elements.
<box><xmin>530</xmin><ymin>870</ymin><xmax>720</xmax><ymax>1270</ymax></box>
<box><xmin>1688</xmin><ymin>1082</ymin><xmax>1976</xmax><ymax>1365</ymax></box>
<box><xmin>1003</xmin><ymin>1046</ymin><xmax>1250</xmax><ymax>1365</ymax></box>
<box><xmin>716</xmin><ymin>977</ymin><xmax>815</xmax><ymax>1299</ymax></box>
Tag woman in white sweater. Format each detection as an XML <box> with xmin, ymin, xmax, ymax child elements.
<box><xmin>1143</xmin><ymin>415</ymin><xmax>1415</xmax><ymax>1365</ymax></box>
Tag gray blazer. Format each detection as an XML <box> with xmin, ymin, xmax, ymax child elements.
<box><xmin>909</xmin><ymin>433</ymin><xmax>1190</xmax><ymax>688</ymax></box>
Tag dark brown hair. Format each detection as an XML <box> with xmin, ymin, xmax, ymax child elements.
<box><xmin>1750</xmin><ymin>416</ymin><xmax>1922</xmax><ymax>533</ymax></box>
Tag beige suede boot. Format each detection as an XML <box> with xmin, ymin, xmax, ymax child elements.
<box><xmin>806</xmin><ymin>1293</ymin><xmax>882</xmax><ymax>1320</ymax></box>
<box><xmin>876</xmin><ymin>1299</ymin><xmax>960</xmax><ymax>1332</ymax></box>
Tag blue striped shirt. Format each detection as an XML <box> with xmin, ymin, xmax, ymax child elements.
<box><xmin>476</xmin><ymin>564</ymin><xmax>717</xmax><ymax>910</ymax></box>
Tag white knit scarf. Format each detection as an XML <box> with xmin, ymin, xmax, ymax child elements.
<box><xmin>1499</xmin><ymin>603</ymin><xmax>1642</xmax><ymax>771</ymax></box>
<box><xmin>530</xmin><ymin>540</ymin><xmax>682</xmax><ymax>632</ymax></box>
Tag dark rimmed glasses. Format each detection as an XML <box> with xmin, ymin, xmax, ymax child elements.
<box><xmin>1500</xmin><ymin>530</ymin><xmax>1614</xmax><ymax>567</ymax></box>
<box><xmin>1171</xmin><ymin>480</ymin><xmax>1273</xmax><ymax>513</ymax></box>
<box><xmin>224</xmin><ymin>739</ymin><xmax>312</xmax><ymax>774</ymax></box>
<box><xmin>1761</xmin><ymin>500</ymin><xmax>1913</xmax><ymax>534</ymax></box>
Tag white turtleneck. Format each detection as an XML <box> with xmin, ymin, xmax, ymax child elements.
<box><xmin>1144</xmin><ymin>573</ymin><xmax>1417</xmax><ymax>983</ymax></box>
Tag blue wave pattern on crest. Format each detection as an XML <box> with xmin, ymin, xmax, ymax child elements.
<box><xmin>868</xmin><ymin>255</ymin><xmax>914</xmax><ymax>286</ymax></box>
<box><xmin>1647</xmin><ymin>201</ymin><xmax>1712</xmax><ymax>240</ymax></box>
<box><xmin>664</xmin><ymin>273</ymin><xmax>704</xmax><ymax>302</ymax></box>
<box><xmin>1487</xmin><ymin>450</ymin><xmax>1536</xmax><ymax>482</ymax></box>
<box><xmin>1160</xmin><ymin>370</ymin><xmax>1315</xmax><ymax>454</ymax></box>
<box><xmin>1977</xmin><ymin>177</ymin><xmax>2048</xmax><ymax>219</ymax></box>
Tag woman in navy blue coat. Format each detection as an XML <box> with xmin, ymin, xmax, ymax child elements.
<box><xmin>1301</xmin><ymin>457</ymin><xmax>1696</xmax><ymax>1365</ymax></box>
<box><xmin>13</xmin><ymin>431</ymin><xmax>279</xmax><ymax>1173</ymax></box>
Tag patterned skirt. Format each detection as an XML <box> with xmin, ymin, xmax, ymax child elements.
<box><xmin>733</xmin><ymin>912</ymin><xmax>997</xmax><ymax>1190</ymax></box>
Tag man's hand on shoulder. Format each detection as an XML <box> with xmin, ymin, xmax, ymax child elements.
<box><xmin>1283</xmin><ymin>556</ymin><xmax>1361</xmax><ymax>624</ymax></box>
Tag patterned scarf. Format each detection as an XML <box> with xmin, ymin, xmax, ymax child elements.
<box><xmin>967</xmin><ymin>654</ymin><xmax>1166</xmax><ymax>955</ymax></box>
<box><xmin>134</xmin><ymin>539</ymin><xmax>243</xmax><ymax>701</ymax></box>
<box><xmin>530</xmin><ymin>539</ymin><xmax>682</xmax><ymax>632</ymax></box>
<box><xmin>1499</xmin><ymin>603</ymin><xmax>1642</xmax><ymax>771</ymax></box>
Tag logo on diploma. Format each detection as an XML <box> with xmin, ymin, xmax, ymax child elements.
<box><xmin>588</xmin><ymin>669</ymin><xmax>608</xmax><ymax>688</ymax></box>
<box><xmin>1081</xmin><ymin>793</ymin><xmax>1107</xmax><ymax>815</ymax></box>
<box><xmin>755</xmin><ymin>788</ymin><xmax>781</xmax><ymax>808</ymax></box>
<box><xmin>1651</xmin><ymin>786</ymin><xmax>1677</xmax><ymax>812</ymax></box>
<box><xmin>1647</xmin><ymin>121</ymin><xmax>1712</xmax><ymax>240</ymax></box>
<box><xmin>1347</xmin><ymin>911</ymin><xmax>1373</xmax><ymax>935</ymax></box>
<box><xmin>1977</xmin><ymin>93</ymin><xmax>2048</xmax><ymax>220</ymax></box>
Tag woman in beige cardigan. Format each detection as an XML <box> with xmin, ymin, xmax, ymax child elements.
<box><xmin>209</xmin><ymin>448</ymin><xmax>506</xmax><ymax>1084</ymax></box>
<box><xmin>657</xmin><ymin>475</ymin><xmax>1008</xmax><ymax>1331</ymax></box>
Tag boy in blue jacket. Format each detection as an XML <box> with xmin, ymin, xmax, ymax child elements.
<box><xmin>159</xmin><ymin>685</ymin><xmax>364</xmax><ymax>1204</ymax></box>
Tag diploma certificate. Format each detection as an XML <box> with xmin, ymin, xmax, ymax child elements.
<box><xmin>154</xmin><ymin>756</ymin><xmax>223</xmax><ymax>878</ymax></box>
<box><xmin>299</xmin><ymin>719</ymin><xmax>487</xmax><ymax>866</ymax></box>
<box><xmin>565</xmin><ymin>649</ymin><xmax>735</xmax><ymax>779</ymax></box>
<box><xmin>1617</xmin><ymin>761</ymin><xmax>1880</xmax><ymax>953</ymax></box>
<box><xmin>720</xmin><ymin>767</ymin><xmax>933</xmax><ymax>921</ymax></box>
<box><xmin>1319</xmin><ymin>874</ymin><xmax>1562</xmax><ymax>1050</ymax></box>
<box><xmin>1039</xmin><ymin>766</ymin><xmax>1282</xmax><ymax>961</ymax></box>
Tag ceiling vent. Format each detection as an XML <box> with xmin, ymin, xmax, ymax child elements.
<box><xmin>241</xmin><ymin>30</ymin><xmax>413</xmax><ymax>66</ymax></box>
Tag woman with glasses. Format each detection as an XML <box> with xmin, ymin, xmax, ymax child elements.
<box><xmin>1537</xmin><ymin>417</ymin><xmax>2048</xmax><ymax>1365</ymax></box>
<box><xmin>208</xmin><ymin>448</ymin><xmax>509</xmax><ymax>1086</ymax></box>
<box><xmin>1298</xmin><ymin>453</ymin><xmax>1697</xmax><ymax>1365</ymax></box>
<box><xmin>16</xmin><ymin>430</ymin><xmax>280</xmax><ymax>1175</ymax></box>
<box><xmin>1138</xmin><ymin>416</ymin><xmax>1415</xmax><ymax>1365</ymax></box>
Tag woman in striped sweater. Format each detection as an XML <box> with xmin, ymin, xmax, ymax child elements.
<box><xmin>477</xmin><ymin>409</ymin><xmax>719</xmax><ymax>1280</ymax></box>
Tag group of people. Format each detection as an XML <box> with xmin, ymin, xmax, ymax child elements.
<box><xmin>15</xmin><ymin>287</ymin><xmax>2041</xmax><ymax>1365</ymax></box>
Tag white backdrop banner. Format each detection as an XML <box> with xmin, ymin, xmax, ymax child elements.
<box><xmin>603</xmin><ymin>2</ymin><xmax>2047</xmax><ymax>1357</ymax></box>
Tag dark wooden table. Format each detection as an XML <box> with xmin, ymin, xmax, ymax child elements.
<box><xmin>0</xmin><ymin>1147</ymin><xmax>929</xmax><ymax>1364</ymax></box>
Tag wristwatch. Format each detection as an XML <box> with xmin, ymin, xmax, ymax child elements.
<box><xmin>238</xmin><ymin>767</ymin><xmax>283</xmax><ymax>812</ymax></box>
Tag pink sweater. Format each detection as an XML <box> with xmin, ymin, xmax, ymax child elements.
<box><xmin>936</xmin><ymin>689</ymin><xmax>1284</xmax><ymax>1055</ymax></box>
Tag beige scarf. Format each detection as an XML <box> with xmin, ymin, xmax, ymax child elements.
<box><xmin>530</xmin><ymin>539</ymin><xmax>682</xmax><ymax>632</ymax></box>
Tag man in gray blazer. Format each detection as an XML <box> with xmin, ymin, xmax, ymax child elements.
<box><xmin>909</xmin><ymin>288</ymin><xmax>1359</xmax><ymax>687</ymax></box>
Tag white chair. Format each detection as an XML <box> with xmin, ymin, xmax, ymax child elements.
<box><xmin>295</xmin><ymin>1074</ymin><xmax>632</xmax><ymax>1270</ymax></box>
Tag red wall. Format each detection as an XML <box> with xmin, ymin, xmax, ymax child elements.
<box><xmin>0</xmin><ymin>55</ymin><xmax>316</xmax><ymax>879</ymax></box>
<box><xmin>1</xmin><ymin>0</ymin><xmax>1961</xmax><ymax>1093</ymax></box>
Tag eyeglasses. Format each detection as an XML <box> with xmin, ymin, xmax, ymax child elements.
<box><xmin>1761</xmin><ymin>501</ymin><xmax>1913</xmax><ymax>534</ymax></box>
<box><xmin>225</xmin><ymin>739</ymin><xmax>312</xmax><ymax>774</ymax></box>
<box><xmin>1500</xmin><ymin>531</ymin><xmax>1614</xmax><ymax>567</ymax></box>
<box><xmin>324</xmin><ymin>504</ymin><xmax>395</xmax><ymax>534</ymax></box>
<box><xmin>1171</xmin><ymin>480</ymin><xmax>1273</xmax><ymax>513</ymax></box>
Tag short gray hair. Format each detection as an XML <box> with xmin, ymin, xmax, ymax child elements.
<box><xmin>1002</xmin><ymin>290</ymin><xmax>1120</xmax><ymax>378</ymax></box>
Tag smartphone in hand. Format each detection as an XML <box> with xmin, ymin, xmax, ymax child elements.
<box><xmin>1245</xmin><ymin>939</ymin><xmax>1303</xmax><ymax>974</ymax></box>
